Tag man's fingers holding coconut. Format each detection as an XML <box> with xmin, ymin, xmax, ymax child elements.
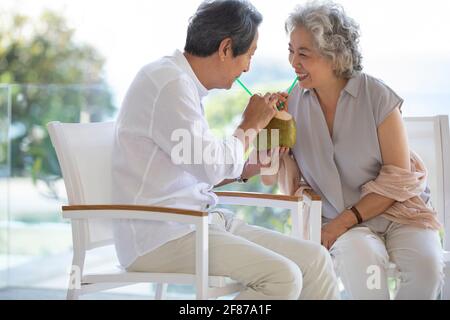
<box><xmin>264</xmin><ymin>93</ymin><xmax>281</xmax><ymax>111</ymax></box>
<box><xmin>241</xmin><ymin>94</ymin><xmax>278</xmax><ymax>131</ymax></box>
<box><xmin>234</xmin><ymin>94</ymin><xmax>278</xmax><ymax>152</ymax></box>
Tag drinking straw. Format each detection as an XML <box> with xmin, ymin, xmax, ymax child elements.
<box><xmin>236</xmin><ymin>78</ymin><xmax>253</xmax><ymax>96</ymax></box>
<box><xmin>287</xmin><ymin>76</ymin><xmax>299</xmax><ymax>95</ymax></box>
<box><xmin>235</xmin><ymin>76</ymin><xmax>299</xmax><ymax>111</ymax></box>
<box><xmin>277</xmin><ymin>76</ymin><xmax>299</xmax><ymax>109</ymax></box>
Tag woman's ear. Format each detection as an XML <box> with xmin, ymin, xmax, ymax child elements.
<box><xmin>218</xmin><ymin>38</ymin><xmax>233</xmax><ymax>61</ymax></box>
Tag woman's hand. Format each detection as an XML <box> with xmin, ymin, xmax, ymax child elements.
<box><xmin>275</xmin><ymin>92</ymin><xmax>289</xmax><ymax>112</ymax></box>
<box><xmin>321</xmin><ymin>220</ymin><xmax>347</xmax><ymax>250</ymax></box>
<box><xmin>258</xmin><ymin>147</ymin><xmax>290</xmax><ymax>185</ymax></box>
<box><xmin>258</xmin><ymin>147</ymin><xmax>290</xmax><ymax>169</ymax></box>
<box><xmin>321</xmin><ymin>210</ymin><xmax>358</xmax><ymax>250</ymax></box>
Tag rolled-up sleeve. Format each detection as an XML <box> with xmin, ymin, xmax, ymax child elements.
<box><xmin>150</xmin><ymin>77</ymin><xmax>245</xmax><ymax>186</ymax></box>
<box><xmin>373</xmin><ymin>80</ymin><xmax>404</xmax><ymax>127</ymax></box>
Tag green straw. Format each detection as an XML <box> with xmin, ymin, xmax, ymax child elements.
<box><xmin>277</xmin><ymin>76</ymin><xmax>299</xmax><ymax>109</ymax></box>
<box><xmin>287</xmin><ymin>76</ymin><xmax>299</xmax><ymax>95</ymax></box>
<box><xmin>236</xmin><ymin>78</ymin><xmax>253</xmax><ymax>96</ymax></box>
<box><xmin>235</xmin><ymin>76</ymin><xmax>299</xmax><ymax>111</ymax></box>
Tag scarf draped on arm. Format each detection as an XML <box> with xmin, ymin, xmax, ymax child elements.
<box><xmin>277</xmin><ymin>151</ymin><xmax>441</xmax><ymax>230</ymax></box>
<box><xmin>361</xmin><ymin>151</ymin><xmax>441</xmax><ymax>230</ymax></box>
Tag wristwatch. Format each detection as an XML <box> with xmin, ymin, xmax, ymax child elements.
<box><xmin>236</xmin><ymin>175</ymin><xmax>249</xmax><ymax>184</ymax></box>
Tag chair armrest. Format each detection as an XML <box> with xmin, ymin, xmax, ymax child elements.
<box><xmin>61</xmin><ymin>205</ymin><xmax>208</xmax><ymax>224</ymax></box>
<box><xmin>214</xmin><ymin>191</ymin><xmax>301</xmax><ymax>202</ymax></box>
<box><xmin>215</xmin><ymin>191</ymin><xmax>301</xmax><ymax>210</ymax></box>
<box><xmin>63</xmin><ymin>205</ymin><xmax>207</xmax><ymax>216</ymax></box>
<box><xmin>297</xmin><ymin>182</ymin><xmax>321</xmax><ymax>202</ymax></box>
<box><xmin>302</xmin><ymin>189</ymin><xmax>321</xmax><ymax>201</ymax></box>
<box><xmin>296</xmin><ymin>185</ymin><xmax>322</xmax><ymax>243</ymax></box>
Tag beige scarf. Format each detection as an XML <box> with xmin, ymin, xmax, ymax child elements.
<box><xmin>277</xmin><ymin>152</ymin><xmax>441</xmax><ymax>230</ymax></box>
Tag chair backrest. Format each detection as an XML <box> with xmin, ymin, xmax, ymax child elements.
<box><xmin>404</xmin><ymin>116</ymin><xmax>450</xmax><ymax>250</ymax></box>
<box><xmin>48</xmin><ymin>121</ymin><xmax>115</xmax><ymax>250</ymax></box>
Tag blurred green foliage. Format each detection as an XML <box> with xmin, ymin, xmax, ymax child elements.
<box><xmin>0</xmin><ymin>86</ymin><xmax>7</xmax><ymax>175</ymax></box>
<box><xmin>0</xmin><ymin>10</ymin><xmax>115</xmax><ymax>192</ymax></box>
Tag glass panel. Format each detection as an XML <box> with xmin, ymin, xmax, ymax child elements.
<box><xmin>0</xmin><ymin>85</ymin><xmax>10</xmax><ymax>289</ymax></box>
<box><xmin>7</xmin><ymin>84</ymin><xmax>116</xmax><ymax>289</ymax></box>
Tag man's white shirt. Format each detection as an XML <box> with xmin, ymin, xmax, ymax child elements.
<box><xmin>112</xmin><ymin>50</ymin><xmax>245</xmax><ymax>268</ymax></box>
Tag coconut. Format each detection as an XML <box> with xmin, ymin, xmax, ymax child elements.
<box><xmin>255</xmin><ymin>111</ymin><xmax>297</xmax><ymax>151</ymax></box>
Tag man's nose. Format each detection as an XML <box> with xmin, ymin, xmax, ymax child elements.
<box><xmin>290</xmin><ymin>55</ymin><xmax>299</xmax><ymax>67</ymax></box>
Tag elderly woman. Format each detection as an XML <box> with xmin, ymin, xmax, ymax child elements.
<box><xmin>264</xmin><ymin>1</ymin><xmax>444</xmax><ymax>299</ymax></box>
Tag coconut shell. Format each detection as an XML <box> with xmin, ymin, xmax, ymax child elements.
<box><xmin>256</xmin><ymin>112</ymin><xmax>297</xmax><ymax>151</ymax></box>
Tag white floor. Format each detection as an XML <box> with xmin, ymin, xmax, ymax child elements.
<box><xmin>0</xmin><ymin>287</ymin><xmax>153</xmax><ymax>300</ymax></box>
<box><xmin>1</xmin><ymin>245</ymin><xmax>200</xmax><ymax>300</ymax></box>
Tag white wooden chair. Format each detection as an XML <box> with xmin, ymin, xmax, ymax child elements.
<box><xmin>303</xmin><ymin>115</ymin><xmax>450</xmax><ymax>299</ymax></box>
<box><xmin>47</xmin><ymin>121</ymin><xmax>322</xmax><ymax>300</ymax></box>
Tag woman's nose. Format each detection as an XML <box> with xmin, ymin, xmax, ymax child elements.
<box><xmin>290</xmin><ymin>55</ymin><xmax>298</xmax><ymax>68</ymax></box>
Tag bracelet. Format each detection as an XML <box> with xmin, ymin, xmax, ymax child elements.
<box><xmin>349</xmin><ymin>206</ymin><xmax>364</xmax><ymax>225</ymax></box>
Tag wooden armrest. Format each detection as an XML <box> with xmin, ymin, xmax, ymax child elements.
<box><xmin>303</xmin><ymin>189</ymin><xmax>321</xmax><ymax>201</ymax></box>
<box><xmin>214</xmin><ymin>191</ymin><xmax>301</xmax><ymax>202</ymax></box>
<box><xmin>62</xmin><ymin>205</ymin><xmax>207</xmax><ymax>217</ymax></box>
<box><xmin>295</xmin><ymin>182</ymin><xmax>322</xmax><ymax>201</ymax></box>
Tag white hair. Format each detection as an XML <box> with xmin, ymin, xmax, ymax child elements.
<box><xmin>285</xmin><ymin>1</ymin><xmax>363</xmax><ymax>78</ymax></box>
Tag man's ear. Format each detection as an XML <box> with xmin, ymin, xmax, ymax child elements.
<box><xmin>218</xmin><ymin>38</ymin><xmax>233</xmax><ymax>61</ymax></box>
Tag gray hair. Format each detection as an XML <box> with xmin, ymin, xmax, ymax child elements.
<box><xmin>285</xmin><ymin>1</ymin><xmax>363</xmax><ymax>78</ymax></box>
<box><xmin>185</xmin><ymin>0</ymin><xmax>263</xmax><ymax>57</ymax></box>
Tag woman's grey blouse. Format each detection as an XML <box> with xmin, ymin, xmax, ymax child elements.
<box><xmin>289</xmin><ymin>72</ymin><xmax>403</xmax><ymax>219</ymax></box>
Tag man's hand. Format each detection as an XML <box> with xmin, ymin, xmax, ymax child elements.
<box><xmin>242</xmin><ymin>147</ymin><xmax>290</xmax><ymax>185</ymax></box>
<box><xmin>239</xmin><ymin>93</ymin><xmax>278</xmax><ymax>131</ymax></box>
<box><xmin>241</xmin><ymin>148</ymin><xmax>281</xmax><ymax>181</ymax></box>
<box><xmin>214</xmin><ymin>147</ymin><xmax>289</xmax><ymax>188</ymax></box>
<box><xmin>233</xmin><ymin>93</ymin><xmax>279</xmax><ymax>152</ymax></box>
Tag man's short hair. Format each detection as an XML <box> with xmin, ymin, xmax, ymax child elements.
<box><xmin>185</xmin><ymin>0</ymin><xmax>263</xmax><ymax>57</ymax></box>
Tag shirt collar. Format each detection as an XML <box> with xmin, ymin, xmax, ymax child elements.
<box><xmin>303</xmin><ymin>72</ymin><xmax>361</xmax><ymax>98</ymax></box>
<box><xmin>173</xmin><ymin>49</ymin><xmax>209</xmax><ymax>98</ymax></box>
<box><xmin>343</xmin><ymin>72</ymin><xmax>361</xmax><ymax>98</ymax></box>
